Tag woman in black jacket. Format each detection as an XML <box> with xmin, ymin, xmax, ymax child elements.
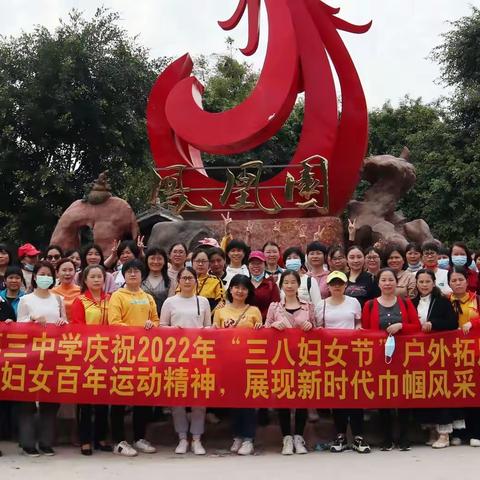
<box><xmin>412</xmin><ymin>268</ymin><xmax>460</xmax><ymax>449</ymax></box>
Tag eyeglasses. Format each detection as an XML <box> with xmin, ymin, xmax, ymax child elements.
<box><xmin>423</xmin><ymin>251</ymin><xmax>437</xmax><ymax>257</ymax></box>
<box><xmin>332</xmin><ymin>256</ymin><xmax>345</xmax><ymax>261</ymax></box>
<box><xmin>47</xmin><ymin>255</ymin><xmax>61</xmax><ymax>260</ymax></box>
<box><xmin>180</xmin><ymin>276</ymin><xmax>195</xmax><ymax>282</ymax></box>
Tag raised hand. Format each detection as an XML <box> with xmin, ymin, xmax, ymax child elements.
<box><xmin>348</xmin><ymin>218</ymin><xmax>357</xmax><ymax>240</ymax></box>
<box><xmin>221</xmin><ymin>212</ymin><xmax>233</xmax><ymax>234</ymax></box>
<box><xmin>136</xmin><ymin>235</ymin><xmax>145</xmax><ymax>251</ymax></box>
<box><xmin>313</xmin><ymin>225</ymin><xmax>326</xmax><ymax>242</ymax></box>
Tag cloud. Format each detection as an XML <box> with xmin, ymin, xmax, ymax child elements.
<box><xmin>0</xmin><ymin>0</ymin><xmax>477</xmax><ymax>107</ymax></box>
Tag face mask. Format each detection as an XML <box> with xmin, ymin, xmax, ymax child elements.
<box><xmin>23</xmin><ymin>263</ymin><xmax>34</xmax><ymax>272</ymax></box>
<box><xmin>185</xmin><ymin>260</ymin><xmax>193</xmax><ymax>268</ymax></box>
<box><xmin>437</xmin><ymin>258</ymin><xmax>450</xmax><ymax>270</ymax></box>
<box><xmin>251</xmin><ymin>272</ymin><xmax>265</xmax><ymax>282</ymax></box>
<box><xmin>451</xmin><ymin>255</ymin><xmax>467</xmax><ymax>267</ymax></box>
<box><xmin>285</xmin><ymin>258</ymin><xmax>302</xmax><ymax>272</ymax></box>
<box><xmin>385</xmin><ymin>335</ymin><xmax>395</xmax><ymax>364</ymax></box>
<box><xmin>36</xmin><ymin>275</ymin><xmax>54</xmax><ymax>290</ymax></box>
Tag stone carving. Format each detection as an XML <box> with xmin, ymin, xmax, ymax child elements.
<box><xmin>348</xmin><ymin>147</ymin><xmax>436</xmax><ymax>249</ymax></box>
<box><xmin>50</xmin><ymin>172</ymin><xmax>139</xmax><ymax>257</ymax></box>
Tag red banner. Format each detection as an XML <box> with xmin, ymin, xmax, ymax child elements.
<box><xmin>1</xmin><ymin>323</ymin><xmax>479</xmax><ymax>408</ymax></box>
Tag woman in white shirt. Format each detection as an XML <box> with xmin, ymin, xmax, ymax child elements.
<box><xmin>160</xmin><ymin>267</ymin><xmax>211</xmax><ymax>455</ymax></box>
<box><xmin>315</xmin><ymin>271</ymin><xmax>371</xmax><ymax>455</ymax></box>
<box><xmin>17</xmin><ymin>261</ymin><xmax>67</xmax><ymax>457</ymax></box>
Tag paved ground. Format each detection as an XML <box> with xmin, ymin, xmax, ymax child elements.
<box><xmin>2</xmin><ymin>442</ymin><xmax>480</xmax><ymax>480</ymax></box>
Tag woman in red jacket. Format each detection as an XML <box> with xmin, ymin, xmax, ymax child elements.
<box><xmin>362</xmin><ymin>268</ymin><xmax>421</xmax><ymax>451</ymax></box>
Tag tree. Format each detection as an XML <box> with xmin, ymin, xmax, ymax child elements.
<box><xmin>0</xmin><ymin>8</ymin><xmax>166</xmax><ymax>246</ymax></box>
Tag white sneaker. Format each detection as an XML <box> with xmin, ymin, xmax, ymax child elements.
<box><xmin>175</xmin><ymin>439</ymin><xmax>189</xmax><ymax>454</ymax></box>
<box><xmin>470</xmin><ymin>438</ymin><xmax>480</xmax><ymax>447</ymax></box>
<box><xmin>293</xmin><ymin>435</ymin><xmax>308</xmax><ymax>454</ymax></box>
<box><xmin>192</xmin><ymin>439</ymin><xmax>206</xmax><ymax>455</ymax></box>
<box><xmin>238</xmin><ymin>440</ymin><xmax>254</xmax><ymax>456</ymax></box>
<box><xmin>206</xmin><ymin>412</ymin><xmax>221</xmax><ymax>424</ymax></box>
<box><xmin>450</xmin><ymin>437</ymin><xmax>462</xmax><ymax>446</ymax></box>
<box><xmin>133</xmin><ymin>439</ymin><xmax>156</xmax><ymax>454</ymax></box>
<box><xmin>230</xmin><ymin>437</ymin><xmax>243</xmax><ymax>453</ymax></box>
<box><xmin>282</xmin><ymin>435</ymin><xmax>294</xmax><ymax>455</ymax></box>
<box><xmin>113</xmin><ymin>441</ymin><xmax>138</xmax><ymax>457</ymax></box>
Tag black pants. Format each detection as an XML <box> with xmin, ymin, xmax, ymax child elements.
<box><xmin>18</xmin><ymin>402</ymin><xmax>59</xmax><ymax>449</ymax></box>
<box><xmin>277</xmin><ymin>409</ymin><xmax>307</xmax><ymax>437</ymax></box>
<box><xmin>380</xmin><ymin>409</ymin><xmax>410</xmax><ymax>445</ymax></box>
<box><xmin>232</xmin><ymin>409</ymin><xmax>257</xmax><ymax>439</ymax></box>
<box><xmin>465</xmin><ymin>408</ymin><xmax>480</xmax><ymax>439</ymax></box>
<box><xmin>78</xmin><ymin>404</ymin><xmax>110</xmax><ymax>445</ymax></box>
<box><xmin>332</xmin><ymin>409</ymin><xmax>364</xmax><ymax>436</ymax></box>
<box><xmin>110</xmin><ymin>406</ymin><xmax>151</xmax><ymax>444</ymax></box>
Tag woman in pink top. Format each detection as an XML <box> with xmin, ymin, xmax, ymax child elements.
<box><xmin>265</xmin><ymin>269</ymin><xmax>314</xmax><ymax>455</ymax></box>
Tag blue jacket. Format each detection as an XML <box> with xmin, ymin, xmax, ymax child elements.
<box><xmin>0</xmin><ymin>289</ymin><xmax>25</xmax><ymax>318</ymax></box>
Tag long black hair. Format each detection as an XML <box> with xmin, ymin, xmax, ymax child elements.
<box><xmin>144</xmin><ymin>247</ymin><xmax>170</xmax><ymax>290</ymax></box>
<box><xmin>227</xmin><ymin>274</ymin><xmax>255</xmax><ymax>304</ymax></box>
<box><xmin>413</xmin><ymin>268</ymin><xmax>442</xmax><ymax>300</ymax></box>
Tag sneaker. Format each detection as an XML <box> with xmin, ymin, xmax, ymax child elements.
<box><xmin>293</xmin><ymin>435</ymin><xmax>308</xmax><ymax>454</ymax></box>
<box><xmin>192</xmin><ymin>439</ymin><xmax>206</xmax><ymax>455</ymax></box>
<box><xmin>238</xmin><ymin>440</ymin><xmax>254</xmax><ymax>456</ymax></box>
<box><xmin>282</xmin><ymin>435</ymin><xmax>294</xmax><ymax>455</ymax></box>
<box><xmin>330</xmin><ymin>434</ymin><xmax>348</xmax><ymax>453</ymax></box>
<box><xmin>450</xmin><ymin>437</ymin><xmax>462</xmax><ymax>446</ymax></box>
<box><xmin>113</xmin><ymin>441</ymin><xmax>138</xmax><ymax>457</ymax></box>
<box><xmin>399</xmin><ymin>443</ymin><xmax>411</xmax><ymax>452</ymax></box>
<box><xmin>470</xmin><ymin>438</ymin><xmax>480</xmax><ymax>447</ymax></box>
<box><xmin>175</xmin><ymin>439</ymin><xmax>189</xmax><ymax>454</ymax></box>
<box><xmin>39</xmin><ymin>446</ymin><xmax>55</xmax><ymax>456</ymax></box>
<box><xmin>206</xmin><ymin>412</ymin><xmax>221</xmax><ymax>425</ymax></box>
<box><xmin>352</xmin><ymin>436</ymin><xmax>371</xmax><ymax>454</ymax></box>
<box><xmin>308</xmin><ymin>409</ymin><xmax>320</xmax><ymax>423</ymax></box>
<box><xmin>133</xmin><ymin>439</ymin><xmax>156</xmax><ymax>454</ymax></box>
<box><xmin>230</xmin><ymin>437</ymin><xmax>243</xmax><ymax>453</ymax></box>
<box><xmin>380</xmin><ymin>442</ymin><xmax>394</xmax><ymax>451</ymax></box>
<box><xmin>22</xmin><ymin>447</ymin><xmax>40</xmax><ymax>457</ymax></box>
<box><xmin>432</xmin><ymin>434</ymin><xmax>449</xmax><ymax>449</ymax></box>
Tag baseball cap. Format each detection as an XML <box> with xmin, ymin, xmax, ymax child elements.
<box><xmin>327</xmin><ymin>271</ymin><xmax>348</xmax><ymax>284</ymax></box>
<box><xmin>248</xmin><ymin>250</ymin><xmax>266</xmax><ymax>262</ymax></box>
<box><xmin>18</xmin><ymin>243</ymin><xmax>41</xmax><ymax>258</ymax></box>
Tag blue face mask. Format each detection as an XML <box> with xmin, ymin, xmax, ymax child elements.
<box><xmin>437</xmin><ymin>258</ymin><xmax>450</xmax><ymax>270</ymax></box>
<box><xmin>36</xmin><ymin>275</ymin><xmax>54</xmax><ymax>290</ymax></box>
<box><xmin>185</xmin><ymin>260</ymin><xmax>193</xmax><ymax>268</ymax></box>
<box><xmin>23</xmin><ymin>263</ymin><xmax>34</xmax><ymax>272</ymax></box>
<box><xmin>385</xmin><ymin>335</ymin><xmax>395</xmax><ymax>364</ymax></box>
<box><xmin>285</xmin><ymin>258</ymin><xmax>302</xmax><ymax>272</ymax></box>
<box><xmin>451</xmin><ymin>255</ymin><xmax>467</xmax><ymax>267</ymax></box>
<box><xmin>251</xmin><ymin>272</ymin><xmax>265</xmax><ymax>282</ymax></box>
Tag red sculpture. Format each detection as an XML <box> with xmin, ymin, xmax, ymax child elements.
<box><xmin>147</xmin><ymin>0</ymin><xmax>371</xmax><ymax>219</ymax></box>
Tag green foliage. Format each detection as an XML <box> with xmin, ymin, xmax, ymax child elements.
<box><xmin>0</xmin><ymin>8</ymin><xmax>166</xmax><ymax>246</ymax></box>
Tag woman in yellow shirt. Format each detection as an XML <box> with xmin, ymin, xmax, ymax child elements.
<box><xmin>214</xmin><ymin>274</ymin><xmax>262</xmax><ymax>456</ymax></box>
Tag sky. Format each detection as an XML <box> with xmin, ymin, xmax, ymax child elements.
<box><xmin>0</xmin><ymin>0</ymin><xmax>478</xmax><ymax>109</ymax></box>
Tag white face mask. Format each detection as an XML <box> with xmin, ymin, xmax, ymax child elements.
<box><xmin>385</xmin><ymin>335</ymin><xmax>395</xmax><ymax>364</ymax></box>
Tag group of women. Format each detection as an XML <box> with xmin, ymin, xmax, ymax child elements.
<box><xmin>0</xmin><ymin>228</ymin><xmax>479</xmax><ymax>458</ymax></box>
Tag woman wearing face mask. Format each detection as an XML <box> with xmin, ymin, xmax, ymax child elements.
<box><xmin>0</xmin><ymin>243</ymin><xmax>13</xmax><ymax>290</ymax></box>
<box><xmin>0</xmin><ymin>266</ymin><xmax>26</xmax><ymax>319</ymax></box>
<box><xmin>362</xmin><ymin>268</ymin><xmax>420</xmax><ymax>451</ymax></box>
<box><xmin>405</xmin><ymin>243</ymin><xmax>423</xmax><ymax>273</ymax></box>
<box><xmin>44</xmin><ymin>245</ymin><xmax>64</xmax><ymax>269</ymax></box>
<box><xmin>65</xmin><ymin>249</ymin><xmax>82</xmax><ymax>272</ymax></box>
<box><xmin>17</xmin><ymin>243</ymin><xmax>41</xmax><ymax>291</ymax></box>
<box><xmin>77</xmin><ymin>244</ymin><xmax>117</xmax><ymax>294</ymax></box>
<box><xmin>364</xmin><ymin>246</ymin><xmax>382</xmax><ymax>276</ymax></box>
<box><xmin>384</xmin><ymin>245</ymin><xmax>417</xmax><ymax>299</ymax></box>
<box><xmin>108</xmin><ymin>259</ymin><xmax>159</xmax><ymax>457</ymax></box>
<box><xmin>224</xmin><ymin>240</ymin><xmax>250</xmax><ymax>288</ymax></box>
<box><xmin>141</xmin><ymin>247</ymin><xmax>172</xmax><ymax>314</ymax></box>
<box><xmin>265</xmin><ymin>269</ymin><xmax>313</xmax><ymax>455</ymax></box>
<box><xmin>412</xmin><ymin>269</ymin><xmax>459</xmax><ymax>449</ymax></box>
<box><xmin>112</xmin><ymin>240</ymin><xmax>141</xmax><ymax>289</ymax></box>
<box><xmin>52</xmin><ymin>258</ymin><xmax>81</xmax><ymax>322</ymax></box>
<box><xmin>281</xmin><ymin>247</ymin><xmax>321</xmax><ymax>307</ymax></box>
<box><xmin>263</xmin><ymin>241</ymin><xmax>284</xmax><ymax>280</ymax></box>
<box><xmin>327</xmin><ymin>245</ymin><xmax>348</xmax><ymax>273</ymax></box>
<box><xmin>449</xmin><ymin>242</ymin><xmax>478</xmax><ymax>293</ymax></box>
<box><xmin>421</xmin><ymin>242</ymin><xmax>451</xmax><ymax>295</ymax></box>
<box><xmin>168</xmin><ymin>242</ymin><xmax>188</xmax><ymax>291</ymax></box>
<box><xmin>448</xmin><ymin>266</ymin><xmax>480</xmax><ymax>446</ymax></box>
<box><xmin>71</xmin><ymin>265</ymin><xmax>113</xmax><ymax>456</ymax></box>
<box><xmin>160</xmin><ymin>267</ymin><xmax>211</xmax><ymax>455</ymax></box>
<box><xmin>208</xmin><ymin>247</ymin><xmax>227</xmax><ymax>286</ymax></box>
<box><xmin>345</xmin><ymin>246</ymin><xmax>380</xmax><ymax>307</ymax></box>
<box><xmin>316</xmin><ymin>271</ymin><xmax>371</xmax><ymax>454</ymax></box>
<box><xmin>248</xmin><ymin>251</ymin><xmax>280</xmax><ymax>322</ymax></box>
<box><xmin>214</xmin><ymin>274</ymin><xmax>262</xmax><ymax>456</ymax></box>
<box><xmin>190</xmin><ymin>249</ymin><xmax>224</xmax><ymax>313</ymax></box>
<box><xmin>306</xmin><ymin>241</ymin><xmax>330</xmax><ymax>299</ymax></box>
<box><xmin>16</xmin><ymin>261</ymin><xmax>68</xmax><ymax>457</ymax></box>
